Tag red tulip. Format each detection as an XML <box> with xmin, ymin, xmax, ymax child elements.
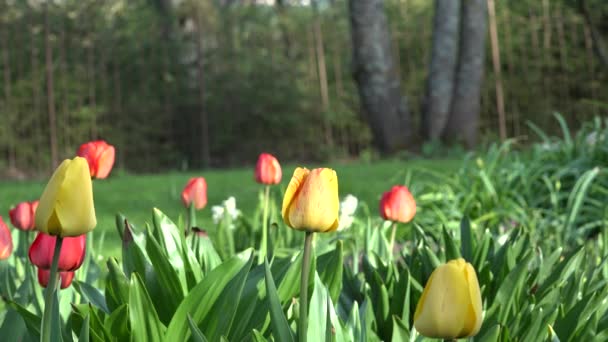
<box><xmin>181</xmin><ymin>177</ymin><xmax>208</xmax><ymax>210</ymax></box>
<box><xmin>9</xmin><ymin>200</ymin><xmax>39</xmax><ymax>231</ymax></box>
<box><xmin>0</xmin><ymin>217</ymin><xmax>13</xmax><ymax>260</ymax></box>
<box><xmin>379</xmin><ymin>185</ymin><xmax>416</xmax><ymax>224</ymax></box>
<box><xmin>77</xmin><ymin>140</ymin><xmax>116</xmax><ymax>179</ymax></box>
<box><xmin>255</xmin><ymin>153</ymin><xmax>282</xmax><ymax>185</ymax></box>
<box><xmin>29</xmin><ymin>233</ymin><xmax>86</xmax><ymax>271</ymax></box>
<box><xmin>37</xmin><ymin>268</ymin><xmax>75</xmax><ymax>289</ymax></box>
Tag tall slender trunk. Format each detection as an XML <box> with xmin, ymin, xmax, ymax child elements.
<box><xmin>2</xmin><ymin>23</ymin><xmax>16</xmax><ymax>169</ymax></box>
<box><xmin>579</xmin><ymin>0</ymin><xmax>608</xmax><ymax>69</ymax></box>
<box><xmin>487</xmin><ymin>0</ymin><xmax>506</xmax><ymax>141</ymax></box>
<box><xmin>31</xmin><ymin>16</ymin><xmax>43</xmax><ymax>171</ymax></box>
<box><xmin>196</xmin><ymin>12</ymin><xmax>210</xmax><ymax>168</ymax></box>
<box><xmin>60</xmin><ymin>21</ymin><xmax>69</xmax><ymax>151</ymax></box>
<box><xmin>422</xmin><ymin>0</ymin><xmax>460</xmax><ymax>140</ymax></box>
<box><xmin>88</xmin><ymin>45</ymin><xmax>97</xmax><ymax>139</ymax></box>
<box><xmin>45</xmin><ymin>3</ymin><xmax>58</xmax><ymax>170</ymax></box>
<box><xmin>312</xmin><ymin>11</ymin><xmax>332</xmax><ymax>147</ymax></box>
<box><xmin>349</xmin><ymin>0</ymin><xmax>412</xmax><ymax>152</ymax></box>
<box><xmin>114</xmin><ymin>65</ymin><xmax>124</xmax><ymax>168</ymax></box>
<box><xmin>444</xmin><ymin>0</ymin><xmax>488</xmax><ymax>147</ymax></box>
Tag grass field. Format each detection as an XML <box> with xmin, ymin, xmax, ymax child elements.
<box><xmin>0</xmin><ymin>158</ymin><xmax>460</xmax><ymax>258</ymax></box>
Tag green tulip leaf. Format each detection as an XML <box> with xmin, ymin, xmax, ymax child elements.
<box><xmin>129</xmin><ymin>273</ymin><xmax>165</xmax><ymax>342</ymax></box>
<box><xmin>265</xmin><ymin>258</ymin><xmax>295</xmax><ymax>342</ymax></box>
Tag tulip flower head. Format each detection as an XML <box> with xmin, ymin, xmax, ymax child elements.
<box><xmin>379</xmin><ymin>185</ymin><xmax>416</xmax><ymax>223</ymax></box>
<box><xmin>181</xmin><ymin>177</ymin><xmax>208</xmax><ymax>210</ymax></box>
<box><xmin>414</xmin><ymin>258</ymin><xmax>483</xmax><ymax>339</ymax></box>
<box><xmin>255</xmin><ymin>153</ymin><xmax>282</xmax><ymax>185</ymax></box>
<box><xmin>0</xmin><ymin>217</ymin><xmax>13</xmax><ymax>260</ymax></box>
<box><xmin>77</xmin><ymin>140</ymin><xmax>116</xmax><ymax>179</ymax></box>
<box><xmin>281</xmin><ymin>167</ymin><xmax>339</xmax><ymax>233</ymax></box>
<box><xmin>35</xmin><ymin>157</ymin><xmax>97</xmax><ymax>237</ymax></box>
<box><xmin>38</xmin><ymin>268</ymin><xmax>75</xmax><ymax>289</ymax></box>
<box><xmin>9</xmin><ymin>200</ymin><xmax>39</xmax><ymax>231</ymax></box>
<box><xmin>29</xmin><ymin>233</ymin><xmax>86</xmax><ymax>272</ymax></box>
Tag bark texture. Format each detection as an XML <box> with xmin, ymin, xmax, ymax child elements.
<box><xmin>349</xmin><ymin>0</ymin><xmax>411</xmax><ymax>152</ymax></box>
<box><xmin>422</xmin><ymin>0</ymin><xmax>461</xmax><ymax>140</ymax></box>
<box><xmin>444</xmin><ymin>0</ymin><xmax>488</xmax><ymax>147</ymax></box>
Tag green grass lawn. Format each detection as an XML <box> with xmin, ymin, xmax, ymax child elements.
<box><xmin>0</xmin><ymin>158</ymin><xmax>460</xmax><ymax>258</ymax></box>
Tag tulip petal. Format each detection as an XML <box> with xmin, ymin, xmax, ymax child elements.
<box><xmin>281</xmin><ymin>167</ymin><xmax>309</xmax><ymax>228</ymax></box>
<box><xmin>287</xmin><ymin>168</ymin><xmax>339</xmax><ymax>232</ymax></box>
<box><xmin>95</xmin><ymin>145</ymin><xmax>115</xmax><ymax>179</ymax></box>
<box><xmin>54</xmin><ymin>157</ymin><xmax>97</xmax><ymax>236</ymax></box>
<box><xmin>35</xmin><ymin>159</ymin><xmax>71</xmax><ymax>234</ymax></box>
<box><xmin>414</xmin><ymin>261</ymin><xmax>469</xmax><ymax>339</ymax></box>
<box><xmin>463</xmin><ymin>262</ymin><xmax>483</xmax><ymax>336</ymax></box>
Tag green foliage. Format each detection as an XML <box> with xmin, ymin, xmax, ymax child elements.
<box><xmin>1</xmin><ymin>117</ymin><xmax>608</xmax><ymax>340</ymax></box>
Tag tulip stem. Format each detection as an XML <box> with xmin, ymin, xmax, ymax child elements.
<box><xmin>299</xmin><ymin>231</ymin><xmax>314</xmax><ymax>342</ymax></box>
<box><xmin>187</xmin><ymin>203</ymin><xmax>196</xmax><ymax>235</ymax></box>
<box><xmin>258</xmin><ymin>185</ymin><xmax>271</xmax><ymax>264</ymax></box>
<box><xmin>41</xmin><ymin>236</ymin><xmax>63</xmax><ymax>342</ymax></box>
<box><xmin>389</xmin><ymin>222</ymin><xmax>397</xmax><ymax>254</ymax></box>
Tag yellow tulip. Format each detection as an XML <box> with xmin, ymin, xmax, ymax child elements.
<box><xmin>414</xmin><ymin>258</ymin><xmax>483</xmax><ymax>339</ymax></box>
<box><xmin>281</xmin><ymin>167</ymin><xmax>339</xmax><ymax>233</ymax></box>
<box><xmin>35</xmin><ymin>157</ymin><xmax>97</xmax><ymax>237</ymax></box>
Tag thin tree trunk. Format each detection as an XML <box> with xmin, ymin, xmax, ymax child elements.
<box><xmin>114</xmin><ymin>65</ymin><xmax>124</xmax><ymax>168</ymax></box>
<box><xmin>487</xmin><ymin>0</ymin><xmax>506</xmax><ymax>141</ymax></box>
<box><xmin>349</xmin><ymin>0</ymin><xmax>412</xmax><ymax>152</ymax></box>
<box><xmin>45</xmin><ymin>3</ymin><xmax>58</xmax><ymax>170</ymax></box>
<box><xmin>88</xmin><ymin>45</ymin><xmax>97</xmax><ymax>139</ymax></box>
<box><xmin>579</xmin><ymin>0</ymin><xmax>608</xmax><ymax>69</ymax></box>
<box><xmin>542</xmin><ymin>0</ymin><xmax>552</xmax><ymax>51</ymax></box>
<box><xmin>422</xmin><ymin>0</ymin><xmax>460</xmax><ymax>140</ymax></box>
<box><xmin>307</xmin><ymin>26</ymin><xmax>317</xmax><ymax>89</ymax></box>
<box><xmin>444</xmin><ymin>0</ymin><xmax>488</xmax><ymax>147</ymax></box>
<box><xmin>583</xmin><ymin>22</ymin><xmax>598</xmax><ymax>116</ymax></box>
<box><xmin>60</xmin><ymin>21</ymin><xmax>69</xmax><ymax>151</ymax></box>
<box><xmin>196</xmin><ymin>12</ymin><xmax>210</xmax><ymax>168</ymax></box>
<box><xmin>31</xmin><ymin>16</ymin><xmax>43</xmax><ymax>171</ymax></box>
<box><xmin>2</xmin><ymin>23</ymin><xmax>16</xmax><ymax>169</ymax></box>
<box><xmin>312</xmin><ymin>13</ymin><xmax>332</xmax><ymax>147</ymax></box>
<box><xmin>274</xmin><ymin>0</ymin><xmax>292</xmax><ymax>58</ymax></box>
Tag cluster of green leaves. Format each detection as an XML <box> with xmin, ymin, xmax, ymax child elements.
<box><xmin>1</xmin><ymin>116</ymin><xmax>608</xmax><ymax>341</ymax></box>
<box><xmin>411</xmin><ymin>114</ymin><xmax>608</xmax><ymax>252</ymax></box>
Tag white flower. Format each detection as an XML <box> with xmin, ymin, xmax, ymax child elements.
<box><xmin>341</xmin><ymin>194</ymin><xmax>358</xmax><ymax>216</ymax></box>
<box><xmin>211</xmin><ymin>196</ymin><xmax>241</xmax><ymax>226</ymax></box>
<box><xmin>338</xmin><ymin>194</ymin><xmax>358</xmax><ymax>231</ymax></box>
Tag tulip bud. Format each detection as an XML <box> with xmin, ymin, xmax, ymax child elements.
<box><xmin>379</xmin><ymin>185</ymin><xmax>416</xmax><ymax>223</ymax></box>
<box><xmin>255</xmin><ymin>153</ymin><xmax>282</xmax><ymax>185</ymax></box>
<box><xmin>29</xmin><ymin>233</ymin><xmax>86</xmax><ymax>272</ymax></box>
<box><xmin>0</xmin><ymin>217</ymin><xmax>13</xmax><ymax>260</ymax></box>
<box><xmin>281</xmin><ymin>167</ymin><xmax>339</xmax><ymax>233</ymax></box>
<box><xmin>9</xmin><ymin>200</ymin><xmax>39</xmax><ymax>231</ymax></box>
<box><xmin>77</xmin><ymin>140</ymin><xmax>116</xmax><ymax>179</ymax></box>
<box><xmin>35</xmin><ymin>157</ymin><xmax>97</xmax><ymax>237</ymax></box>
<box><xmin>414</xmin><ymin>258</ymin><xmax>483</xmax><ymax>339</ymax></box>
<box><xmin>37</xmin><ymin>268</ymin><xmax>75</xmax><ymax>289</ymax></box>
<box><xmin>181</xmin><ymin>177</ymin><xmax>208</xmax><ymax>210</ymax></box>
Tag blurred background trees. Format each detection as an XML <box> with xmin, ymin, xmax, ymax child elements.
<box><xmin>0</xmin><ymin>0</ymin><xmax>607</xmax><ymax>176</ymax></box>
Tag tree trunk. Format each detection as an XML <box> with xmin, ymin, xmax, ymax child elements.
<box><xmin>444</xmin><ymin>0</ymin><xmax>488</xmax><ymax>147</ymax></box>
<box><xmin>312</xmin><ymin>7</ymin><xmax>332</xmax><ymax>147</ymax></box>
<box><xmin>2</xmin><ymin>22</ymin><xmax>16</xmax><ymax>169</ymax></box>
<box><xmin>45</xmin><ymin>3</ymin><xmax>59</xmax><ymax>170</ymax></box>
<box><xmin>196</xmin><ymin>11</ymin><xmax>210</xmax><ymax>168</ymax></box>
<box><xmin>349</xmin><ymin>0</ymin><xmax>412</xmax><ymax>152</ymax></box>
<box><xmin>487</xmin><ymin>0</ymin><xmax>506</xmax><ymax>141</ymax></box>
<box><xmin>422</xmin><ymin>0</ymin><xmax>460</xmax><ymax>140</ymax></box>
<box><xmin>579</xmin><ymin>0</ymin><xmax>608</xmax><ymax>69</ymax></box>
